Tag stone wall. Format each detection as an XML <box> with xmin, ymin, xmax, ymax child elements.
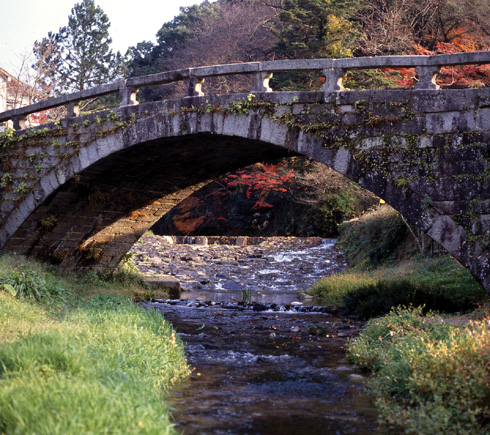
<box><xmin>1</xmin><ymin>87</ymin><xmax>490</xmax><ymax>292</ymax></box>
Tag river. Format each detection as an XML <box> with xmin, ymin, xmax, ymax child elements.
<box><xmin>136</xmin><ymin>237</ymin><xmax>380</xmax><ymax>434</ymax></box>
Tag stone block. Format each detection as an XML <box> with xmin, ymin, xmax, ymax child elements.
<box><xmin>222</xmin><ymin>114</ymin><xmax>237</xmax><ymax>137</ymax></box>
<box><xmin>428</xmin><ymin>215</ymin><xmax>466</xmax><ymax>255</ymax></box>
<box><xmin>333</xmin><ymin>147</ymin><xmax>351</xmax><ymax>175</ymax></box>
<box><xmin>426</xmin><ymin>112</ymin><xmax>459</xmax><ymax>134</ymax></box>
<box><xmin>196</xmin><ymin>113</ymin><xmax>213</xmax><ymax>133</ymax></box>
<box><xmin>236</xmin><ymin>236</ymin><xmax>248</xmax><ymax>246</ymax></box>
<box><xmin>145</xmin><ymin>277</ymin><xmax>181</xmax><ymax>299</ymax></box>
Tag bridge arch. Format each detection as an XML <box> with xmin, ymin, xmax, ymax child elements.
<box><xmin>1</xmin><ymin>53</ymin><xmax>490</xmax><ymax>293</ymax></box>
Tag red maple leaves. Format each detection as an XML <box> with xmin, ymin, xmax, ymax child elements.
<box><xmin>223</xmin><ymin>161</ymin><xmax>295</xmax><ymax>210</ymax></box>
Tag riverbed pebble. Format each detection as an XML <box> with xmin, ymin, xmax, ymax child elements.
<box><xmin>132</xmin><ymin>235</ymin><xmax>349</xmax><ymax>302</ymax></box>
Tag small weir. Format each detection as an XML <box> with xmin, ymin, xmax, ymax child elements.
<box><xmin>136</xmin><ymin>237</ymin><xmax>380</xmax><ymax>434</ymax></box>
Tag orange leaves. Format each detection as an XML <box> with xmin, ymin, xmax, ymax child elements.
<box><xmin>172</xmin><ymin>197</ymin><xmax>206</xmax><ymax>235</ymax></box>
<box><xmin>128</xmin><ymin>210</ymin><xmax>148</xmax><ymax>220</ymax></box>
<box><xmin>252</xmin><ymin>198</ymin><xmax>274</xmax><ymax>210</ymax></box>
<box><xmin>383</xmin><ymin>67</ymin><xmax>416</xmax><ymax>88</ymax></box>
<box><xmin>401</xmin><ymin>35</ymin><xmax>490</xmax><ymax>88</ymax></box>
<box><xmin>174</xmin><ymin>216</ymin><xmax>206</xmax><ymax>235</ymax></box>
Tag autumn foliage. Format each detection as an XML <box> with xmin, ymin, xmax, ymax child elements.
<box><xmin>154</xmin><ymin>158</ymin><xmax>379</xmax><ymax>237</ymax></box>
<box><xmin>223</xmin><ymin>161</ymin><xmax>295</xmax><ymax>209</ymax></box>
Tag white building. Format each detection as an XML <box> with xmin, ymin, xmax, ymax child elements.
<box><xmin>0</xmin><ymin>68</ymin><xmax>31</xmax><ymax>111</ymax></box>
<box><xmin>0</xmin><ymin>68</ymin><xmax>31</xmax><ymax>130</ymax></box>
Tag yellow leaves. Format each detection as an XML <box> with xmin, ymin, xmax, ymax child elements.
<box><xmin>319</xmin><ymin>14</ymin><xmax>354</xmax><ymax>58</ymax></box>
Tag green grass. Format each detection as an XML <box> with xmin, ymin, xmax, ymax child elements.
<box><xmin>348</xmin><ymin>306</ymin><xmax>490</xmax><ymax>434</ymax></box>
<box><xmin>317</xmin><ymin>206</ymin><xmax>490</xmax><ymax>432</ymax></box>
<box><xmin>308</xmin><ymin>256</ymin><xmax>487</xmax><ymax>317</ymax></box>
<box><xmin>0</xmin><ymin>253</ymin><xmax>189</xmax><ymax>434</ymax></box>
<box><xmin>308</xmin><ymin>206</ymin><xmax>487</xmax><ymax>317</ymax></box>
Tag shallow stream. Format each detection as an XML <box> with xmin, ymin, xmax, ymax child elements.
<box><xmin>138</xmin><ymin>238</ymin><xmax>380</xmax><ymax>434</ymax></box>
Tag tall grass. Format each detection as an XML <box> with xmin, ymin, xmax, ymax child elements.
<box><xmin>336</xmin><ymin>205</ymin><xmax>409</xmax><ymax>268</ymax></box>
<box><xmin>308</xmin><ymin>206</ymin><xmax>487</xmax><ymax>317</ymax></box>
<box><xmin>0</xmin><ymin>253</ymin><xmax>189</xmax><ymax>434</ymax></box>
<box><xmin>308</xmin><ymin>256</ymin><xmax>486</xmax><ymax>317</ymax></box>
<box><xmin>348</xmin><ymin>307</ymin><xmax>490</xmax><ymax>434</ymax></box>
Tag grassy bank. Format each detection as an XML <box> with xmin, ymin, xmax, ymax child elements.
<box><xmin>308</xmin><ymin>206</ymin><xmax>490</xmax><ymax>433</ymax></box>
<box><xmin>0</xmin><ymin>253</ymin><xmax>189</xmax><ymax>434</ymax></box>
<box><xmin>308</xmin><ymin>206</ymin><xmax>487</xmax><ymax>318</ymax></box>
<box><xmin>308</xmin><ymin>256</ymin><xmax>486</xmax><ymax>318</ymax></box>
<box><xmin>348</xmin><ymin>307</ymin><xmax>490</xmax><ymax>434</ymax></box>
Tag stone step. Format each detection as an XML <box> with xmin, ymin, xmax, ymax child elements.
<box><xmin>144</xmin><ymin>277</ymin><xmax>181</xmax><ymax>299</ymax></box>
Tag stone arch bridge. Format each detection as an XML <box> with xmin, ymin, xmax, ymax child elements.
<box><xmin>1</xmin><ymin>52</ymin><xmax>490</xmax><ymax>293</ymax></box>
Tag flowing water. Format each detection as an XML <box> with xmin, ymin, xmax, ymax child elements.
<box><xmin>138</xmin><ymin>238</ymin><xmax>380</xmax><ymax>434</ymax></box>
<box><xmin>134</xmin><ymin>237</ymin><xmax>348</xmax><ymax>304</ymax></box>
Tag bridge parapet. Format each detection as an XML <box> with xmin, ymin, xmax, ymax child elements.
<box><xmin>2</xmin><ymin>51</ymin><xmax>490</xmax><ymax>130</ymax></box>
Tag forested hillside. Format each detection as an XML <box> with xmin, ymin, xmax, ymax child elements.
<box><xmin>128</xmin><ymin>0</ymin><xmax>490</xmax><ymax>95</ymax></box>
<box><xmin>152</xmin><ymin>157</ymin><xmax>379</xmax><ymax>237</ymax></box>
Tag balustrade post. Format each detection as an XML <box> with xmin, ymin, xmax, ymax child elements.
<box><xmin>186</xmin><ymin>76</ymin><xmax>205</xmax><ymax>97</ymax></box>
<box><xmin>12</xmin><ymin>115</ymin><xmax>28</xmax><ymax>130</ymax></box>
<box><xmin>252</xmin><ymin>72</ymin><xmax>273</xmax><ymax>93</ymax></box>
<box><xmin>65</xmin><ymin>101</ymin><xmax>80</xmax><ymax>118</ymax></box>
<box><xmin>414</xmin><ymin>65</ymin><xmax>441</xmax><ymax>90</ymax></box>
<box><xmin>321</xmin><ymin>68</ymin><xmax>346</xmax><ymax>92</ymax></box>
<box><xmin>120</xmin><ymin>86</ymin><xmax>139</xmax><ymax>106</ymax></box>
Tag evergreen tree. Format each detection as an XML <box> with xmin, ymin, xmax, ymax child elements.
<box><xmin>272</xmin><ymin>0</ymin><xmax>361</xmax><ymax>90</ymax></box>
<box><xmin>34</xmin><ymin>0</ymin><xmax>125</xmax><ymax>94</ymax></box>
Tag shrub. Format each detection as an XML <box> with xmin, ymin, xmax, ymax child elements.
<box><xmin>308</xmin><ymin>256</ymin><xmax>486</xmax><ymax>318</ymax></box>
<box><xmin>337</xmin><ymin>206</ymin><xmax>408</xmax><ymax>268</ymax></box>
<box><xmin>342</xmin><ymin>278</ymin><xmax>484</xmax><ymax>319</ymax></box>
<box><xmin>348</xmin><ymin>307</ymin><xmax>490</xmax><ymax>433</ymax></box>
<box><xmin>0</xmin><ymin>254</ymin><xmax>70</xmax><ymax>305</ymax></box>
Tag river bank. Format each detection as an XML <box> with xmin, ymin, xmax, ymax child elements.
<box><xmin>0</xmin><ymin>253</ymin><xmax>189</xmax><ymax>434</ymax></box>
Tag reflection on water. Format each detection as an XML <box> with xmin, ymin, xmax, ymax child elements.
<box><xmin>179</xmin><ymin>290</ymin><xmax>300</xmax><ymax>305</ymax></box>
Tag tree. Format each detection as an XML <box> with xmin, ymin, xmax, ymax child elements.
<box><xmin>128</xmin><ymin>0</ymin><xmax>278</xmax><ymax>98</ymax></box>
<box><xmin>126</xmin><ymin>3</ymin><xmax>214</xmax><ymax>100</ymax></box>
<box><xmin>127</xmin><ymin>3</ymin><xmax>213</xmax><ymax>79</ymax></box>
<box><xmin>275</xmin><ymin>0</ymin><xmax>360</xmax><ymax>59</ymax></box>
<box><xmin>272</xmin><ymin>0</ymin><xmax>361</xmax><ymax>90</ymax></box>
<box><xmin>32</xmin><ymin>33</ymin><xmax>63</xmax><ymax>98</ymax></box>
<box><xmin>163</xmin><ymin>0</ymin><xmax>278</xmax><ymax>94</ymax></box>
<box><xmin>355</xmin><ymin>0</ymin><xmax>490</xmax><ymax>56</ymax></box>
<box><xmin>34</xmin><ymin>0</ymin><xmax>125</xmax><ymax>94</ymax></box>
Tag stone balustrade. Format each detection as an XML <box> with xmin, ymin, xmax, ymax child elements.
<box><xmin>1</xmin><ymin>51</ymin><xmax>490</xmax><ymax>130</ymax></box>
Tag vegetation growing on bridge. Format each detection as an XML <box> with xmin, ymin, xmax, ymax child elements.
<box><xmin>0</xmin><ymin>110</ymin><xmax>137</xmax><ymax>222</ymax></box>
